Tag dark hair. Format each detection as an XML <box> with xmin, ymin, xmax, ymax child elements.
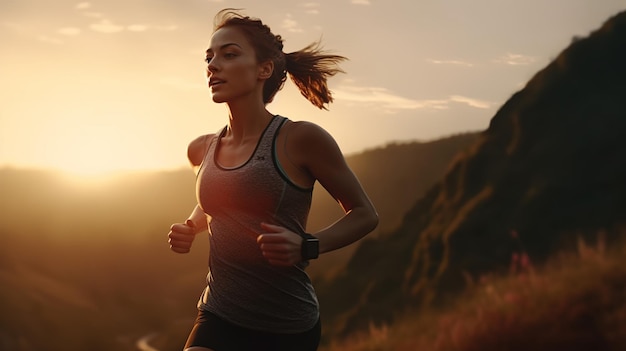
<box><xmin>213</xmin><ymin>9</ymin><xmax>347</xmax><ymax>109</ymax></box>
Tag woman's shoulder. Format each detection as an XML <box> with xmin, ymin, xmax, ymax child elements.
<box><xmin>282</xmin><ymin>119</ymin><xmax>338</xmax><ymax>150</ymax></box>
<box><xmin>283</xmin><ymin>119</ymin><xmax>332</xmax><ymax>142</ymax></box>
<box><xmin>280</xmin><ymin>119</ymin><xmax>343</xmax><ymax>166</ymax></box>
<box><xmin>187</xmin><ymin>133</ymin><xmax>216</xmax><ymax>167</ymax></box>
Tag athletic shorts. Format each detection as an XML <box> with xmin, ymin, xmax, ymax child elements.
<box><xmin>184</xmin><ymin>309</ymin><xmax>321</xmax><ymax>351</ymax></box>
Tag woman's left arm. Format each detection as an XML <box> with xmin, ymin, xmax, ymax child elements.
<box><xmin>257</xmin><ymin>121</ymin><xmax>378</xmax><ymax>266</ymax></box>
<box><xmin>294</xmin><ymin>122</ymin><xmax>379</xmax><ymax>254</ymax></box>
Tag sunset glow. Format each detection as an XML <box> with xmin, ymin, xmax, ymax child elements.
<box><xmin>2</xmin><ymin>0</ymin><xmax>624</xmax><ymax>176</ymax></box>
<box><xmin>44</xmin><ymin>123</ymin><xmax>144</xmax><ymax>176</ymax></box>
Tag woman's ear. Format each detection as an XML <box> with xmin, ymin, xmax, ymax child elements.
<box><xmin>258</xmin><ymin>60</ymin><xmax>274</xmax><ymax>80</ymax></box>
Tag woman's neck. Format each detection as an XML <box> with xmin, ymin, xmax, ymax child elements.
<box><xmin>225</xmin><ymin>99</ymin><xmax>274</xmax><ymax>145</ymax></box>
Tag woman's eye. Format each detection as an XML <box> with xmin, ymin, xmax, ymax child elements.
<box><xmin>224</xmin><ymin>52</ymin><xmax>236</xmax><ymax>58</ymax></box>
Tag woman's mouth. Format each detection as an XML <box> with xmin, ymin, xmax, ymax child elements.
<box><xmin>209</xmin><ymin>79</ymin><xmax>225</xmax><ymax>87</ymax></box>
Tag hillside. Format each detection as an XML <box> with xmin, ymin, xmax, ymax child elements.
<box><xmin>0</xmin><ymin>132</ymin><xmax>476</xmax><ymax>349</ymax></box>
<box><xmin>318</xmin><ymin>10</ymin><xmax>626</xmax><ymax>339</ymax></box>
<box><xmin>321</xmin><ymin>233</ymin><xmax>626</xmax><ymax>351</ymax></box>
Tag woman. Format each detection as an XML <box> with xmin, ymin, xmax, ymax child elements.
<box><xmin>167</xmin><ymin>9</ymin><xmax>378</xmax><ymax>351</ymax></box>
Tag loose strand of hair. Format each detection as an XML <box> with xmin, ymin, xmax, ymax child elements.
<box><xmin>213</xmin><ymin>8</ymin><xmax>247</xmax><ymax>30</ymax></box>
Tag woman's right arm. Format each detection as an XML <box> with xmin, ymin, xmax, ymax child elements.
<box><xmin>167</xmin><ymin>134</ymin><xmax>214</xmax><ymax>253</ymax></box>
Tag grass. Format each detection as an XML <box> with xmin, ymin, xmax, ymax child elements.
<box><xmin>320</xmin><ymin>232</ymin><xmax>626</xmax><ymax>351</ymax></box>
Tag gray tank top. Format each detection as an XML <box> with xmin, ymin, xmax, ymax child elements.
<box><xmin>195</xmin><ymin>115</ymin><xmax>319</xmax><ymax>333</ymax></box>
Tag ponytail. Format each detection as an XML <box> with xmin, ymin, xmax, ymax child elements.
<box><xmin>285</xmin><ymin>43</ymin><xmax>347</xmax><ymax>110</ymax></box>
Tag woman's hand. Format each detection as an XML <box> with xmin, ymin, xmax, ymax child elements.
<box><xmin>168</xmin><ymin>220</ymin><xmax>198</xmax><ymax>254</ymax></box>
<box><xmin>257</xmin><ymin>222</ymin><xmax>303</xmax><ymax>266</ymax></box>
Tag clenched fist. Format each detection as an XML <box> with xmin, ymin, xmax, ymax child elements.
<box><xmin>168</xmin><ymin>220</ymin><xmax>197</xmax><ymax>253</ymax></box>
<box><xmin>257</xmin><ymin>222</ymin><xmax>303</xmax><ymax>266</ymax></box>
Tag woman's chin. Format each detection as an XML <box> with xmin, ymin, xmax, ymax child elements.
<box><xmin>211</xmin><ymin>94</ymin><xmax>227</xmax><ymax>104</ymax></box>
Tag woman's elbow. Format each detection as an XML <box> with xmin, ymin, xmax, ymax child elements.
<box><xmin>364</xmin><ymin>206</ymin><xmax>379</xmax><ymax>233</ymax></box>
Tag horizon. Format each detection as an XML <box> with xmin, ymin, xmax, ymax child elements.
<box><xmin>2</xmin><ymin>0</ymin><xmax>624</xmax><ymax>177</ymax></box>
<box><xmin>0</xmin><ymin>129</ymin><xmax>479</xmax><ymax>177</ymax></box>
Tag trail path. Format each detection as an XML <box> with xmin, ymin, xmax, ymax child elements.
<box><xmin>136</xmin><ymin>332</ymin><xmax>159</xmax><ymax>351</ymax></box>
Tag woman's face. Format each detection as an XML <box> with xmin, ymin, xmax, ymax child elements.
<box><xmin>205</xmin><ymin>26</ymin><xmax>263</xmax><ymax>104</ymax></box>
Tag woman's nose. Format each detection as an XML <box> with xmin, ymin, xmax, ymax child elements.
<box><xmin>207</xmin><ymin>58</ymin><xmax>218</xmax><ymax>72</ymax></box>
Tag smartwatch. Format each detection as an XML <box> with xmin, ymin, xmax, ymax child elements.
<box><xmin>301</xmin><ymin>233</ymin><xmax>320</xmax><ymax>260</ymax></box>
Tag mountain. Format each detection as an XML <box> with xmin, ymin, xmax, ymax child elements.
<box><xmin>318</xmin><ymin>10</ymin><xmax>626</xmax><ymax>338</ymax></box>
<box><xmin>0</xmin><ymin>132</ymin><xmax>476</xmax><ymax>349</ymax></box>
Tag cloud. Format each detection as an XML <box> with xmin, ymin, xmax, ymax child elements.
<box><xmin>86</xmin><ymin>17</ymin><xmax>176</xmax><ymax>34</ymax></box>
<box><xmin>449</xmin><ymin>95</ymin><xmax>491</xmax><ymax>109</ymax></box>
<box><xmin>333</xmin><ymin>85</ymin><xmax>492</xmax><ymax>112</ymax></box>
<box><xmin>127</xmin><ymin>24</ymin><xmax>148</xmax><ymax>32</ymax></box>
<box><xmin>126</xmin><ymin>24</ymin><xmax>176</xmax><ymax>32</ymax></box>
<box><xmin>58</xmin><ymin>27</ymin><xmax>81</xmax><ymax>36</ymax></box>
<box><xmin>302</xmin><ymin>2</ymin><xmax>320</xmax><ymax>14</ymax></box>
<box><xmin>493</xmin><ymin>53</ymin><xmax>536</xmax><ymax>66</ymax></box>
<box><xmin>351</xmin><ymin>0</ymin><xmax>371</xmax><ymax>5</ymax></box>
<box><xmin>282</xmin><ymin>14</ymin><xmax>303</xmax><ymax>33</ymax></box>
<box><xmin>333</xmin><ymin>86</ymin><xmax>449</xmax><ymax>111</ymax></box>
<box><xmin>427</xmin><ymin>59</ymin><xmax>474</xmax><ymax>67</ymax></box>
<box><xmin>90</xmin><ymin>19</ymin><xmax>124</xmax><ymax>33</ymax></box>
<box><xmin>75</xmin><ymin>2</ymin><xmax>91</xmax><ymax>10</ymax></box>
<box><xmin>73</xmin><ymin>3</ymin><xmax>176</xmax><ymax>34</ymax></box>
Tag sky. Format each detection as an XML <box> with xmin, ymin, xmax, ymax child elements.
<box><xmin>1</xmin><ymin>0</ymin><xmax>625</xmax><ymax>176</ymax></box>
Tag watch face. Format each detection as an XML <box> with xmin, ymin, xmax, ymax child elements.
<box><xmin>302</xmin><ymin>235</ymin><xmax>319</xmax><ymax>260</ymax></box>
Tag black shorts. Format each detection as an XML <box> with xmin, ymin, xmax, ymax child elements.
<box><xmin>184</xmin><ymin>309</ymin><xmax>321</xmax><ymax>351</ymax></box>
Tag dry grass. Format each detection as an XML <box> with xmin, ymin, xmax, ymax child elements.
<box><xmin>321</xmin><ymin>233</ymin><xmax>626</xmax><ymax>351</ymax></box>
